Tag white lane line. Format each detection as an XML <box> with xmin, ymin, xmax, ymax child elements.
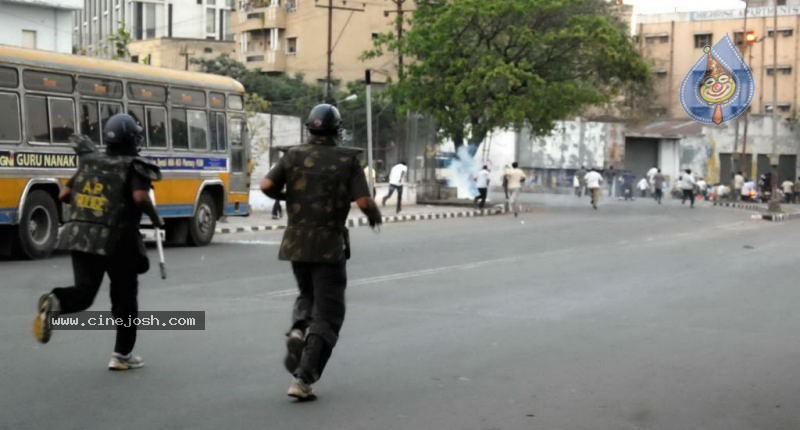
<box><xmin>225</xmin><ymin>240</ymin><xmax>282</xmax><ymax>245</ymax></box>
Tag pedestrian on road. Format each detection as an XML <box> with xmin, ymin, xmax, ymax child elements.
<box><xmin>573</xmin><ymin>173</ymin><xmax>581</xmax><ymax>197</ymax></box>
<box><xmin>637</xmin><ymin>177</ymin><xmax>649</xmax><ymax>198</ymax></box>
<box><xmin>652</xmin><ymin>168</ymin><xmax>665</xmax><ymax>204</ymax></box>
<box><xmin>506</xmin><ymin>162</ymin><xmax>526</xmax><ymax>217</ymax></box>
<box><xmin>781</xmin><ymin>178</ymin><xmax>794</xmax><ymax>204</ymax></box>
<box><xmin>733</xmin><ymin>171</ymin><xmax>745</xmax><ymax>201</ymax></box>
<box><xmin>584</xmin><ymin>167</ymin><xmax>603</xmax><ymax>210</ymax></box>
<box><xmin>605</xmin><ymin>166</ymin><xmax>616</xmax><ymax>197</ymax></box>
<box><xmin>696</xmin><ymin>177</ymin><xmax>708</xmax><ymax>200</ymax></box>
<box><xmin>33</xmin><ymin>114</ymin><xmax>164</xmax><ymax>371</ymax></box>
<box><xmin>474</xmin><ymin>165</ymin><xmax>490</xmax><ymax>209</ymax></box>
<box><xmin>382</xmin><ymin>161</ymin><xmax>407</xmax><ymax>213</ymax></box>
<box><xmin>575</xmin><ymin>166</ymin><xmax>586</xmax><ymax>197</ymax></box>
<box><xmin>501</xmin><ymin>165</ymin><xmax>510</xmax><ymax>200</ymax></box>
<box><xmin>679</xmin><ymin>168</ymin><xmax>696</xmax><ymax>207</ymax></box>
<box><xmin>794</xmin><ymin>176</ymin><xmax>800</xmax><ymax>203</ymax></box>
<box><xmin>270</xmin><ymin>162</ymin><xmax>284</xmax><ymax>220</ymax></box>
<box><xmin>260</xmin><ymin>104</ymin><xmax>382</xmax><ymax>400</ymax></box>
<box><xmin>620</xmin><ymin>171</ymin><xmax>636</xmax><ymax>200</ymax></box>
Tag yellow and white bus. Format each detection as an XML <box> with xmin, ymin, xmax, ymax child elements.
<box><xmin>0</xmin><ymin>45</ymin><xmax>250</xmax><ymax>259</ymax></box>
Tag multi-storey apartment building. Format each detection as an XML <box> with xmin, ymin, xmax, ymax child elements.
<box><xmin>637</xmin><ymin>1</ymin><xmax>800</xmax><ymax>120</ymax></box>
<box><xmin>72</xmin><ymin>0</ymin><xmax>235</xmax><ymax>69</ymax></box>
<box><xmin>0</xmin><ymin>0</ymin><xmax>82</xmax><ymax>53</ymax></box>
<box><xmin>233</xmin><ymin>0</ymin><xmax>406</xmax><ymax>86</ymax></box>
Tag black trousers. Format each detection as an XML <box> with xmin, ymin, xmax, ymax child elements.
<box><xmin>290</xmin><ymin>261</ymin><xmax>347</xmax><ymax>384</ymax></box>
<box><xmin>272</xmin><ymin>200</ymin><xmax>282</xmax><ymax>218</ymax></box>
<box><xmin>682</xmin><ymin>189</ymin><xmax>695</xmax><ymax>206</ymax></box>
<box><xmin>474</xmin><ymin>187</ymin><xmax>488</xmax><ymax>208</ymax></box>
<box><xmin>382</xmin><ymin>184</ymin><xmax>403</xmax><ymax>213</ymax></box>
<box><xmin>52</xmin><ymin>232</ymin><xmax>141</xmax><ymax>355</ymax></box>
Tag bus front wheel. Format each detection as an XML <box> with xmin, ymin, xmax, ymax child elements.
<box><xmin>188</xmin><ymin>192</ymin><xmax>217</xmax><ymax>246</ymax></box>
<box><xmin>16</xmin><ymin>190</ymin><xmax>59</xmax><ymax>259</ymax></box>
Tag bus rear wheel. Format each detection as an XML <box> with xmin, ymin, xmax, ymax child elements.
<box><xmin>187</xmin><ymin>192</ymin><xmax>217</xmax><ymax>246</ymax></box>
<box><xmin>16</xmin><ymin>190</ymin><xmax>59</xmax><ymax>259</ymax></box>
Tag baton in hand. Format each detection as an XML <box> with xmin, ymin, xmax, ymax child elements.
<box><xmin>155</xmin><ymin>226</ymin><xmax>167</xmax><ymax>279</ymax></box>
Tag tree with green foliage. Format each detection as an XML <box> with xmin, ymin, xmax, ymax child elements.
<box><xmin>107</xmin><ymin>22</ymin><xmax>133</xmax><ymax>60</ymax></box>
<box><xmin>365</xmin><ymin>0</ymin><xmax>651</xmax><ymax>150</ymax></box>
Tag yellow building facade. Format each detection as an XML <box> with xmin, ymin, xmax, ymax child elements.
<box><xmin>637</xmin><ymin>5</ymin><xmax>800</xmax><ymax>121</ymax></box>
<box><xmin>232</xmin><ymin>0</ymin><xmax>406</xmax><ymax>86</ymax></box>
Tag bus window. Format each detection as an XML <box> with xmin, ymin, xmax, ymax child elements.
<box><xmin>80</xmin><ymin>101</ymin><xmax>100</xmax><ymax>144</ymax></box>
<box><xmin>146</xmin><ymin>106</ymin><xmax>167</xmax><ymax>148</ymax></box>
<box><xmin>128</xmin><ymin>104</ymin><xmax>145</xmax><ymax>128</ymax></box>
<box><xmin>100</xmin><ymin>102</ymin><xmax>122</xmax><ymax>143</ymax></box>
<box><xmin>50</xmin><ymin>98</ymin><xmax>76</xmax><ymax>143</ymax></box>
<box><xmin>229</xmin><ymin>117</ymin><xmax>244</xmax><ymax>172</ymax></box>
<box><xmin>77</xmin><ymin>77</ymin><xmax>123</xmax><ymax>98</ymax></box>
<box><xmin>0</xmin><ymin>67</ymin><xmax>18</xmax><ymax>88</ymax></box>
<box><xmin>209</xmin><ymin>112</ymin><xmax>226</xmax><ymax>151</ymax></box>
<box><xmin>23</xmin><ymin>70</ymin><xmax>73</xmax><ymax>94</ymax></box>
<box><xmin>228</xmin><ymin>95</ymin><xmax>243</xmax><ymax>111</ymax></box>
<box><xmin>0</xmin><ymin>92</ymin><xmax>21</xmax><ymax>142</ymax></box>
<box><xmin>129</xmin><ymin>83</ymin><xmax>166</xmax><ymax>103</ymax></box>
<box><xmin>187</xmin><ymin>110</ymin><xmax>208</xmax><ymax>150</ymax></box>
<box><xmin>170</xmin><ymin>88</ymin><xmax>206</xmax><ymax>108</ymax></box>
<box><xmin>210</xmin><ymin>92</ymin><xmax>225</xmax><ymax>109</ymax></box>
<box><xmin>171</xmin><ymin>108</ymin><xmax>188</xmax><ymax>149</ymax></box>
<box><xmin>25</xmin><ymin>95</ymin><xmax>50</xmax><ymax>142</ymax></box>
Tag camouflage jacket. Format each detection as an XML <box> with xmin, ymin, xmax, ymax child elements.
<box><xmin>62</xmin><ymin>153</ymin><xmax>160</xmax><ymax>256</ymax></box>
<box><xmin>267</xmin><ymin>135</ymin><xmax>370</xmax><ymax>262</ymax></box>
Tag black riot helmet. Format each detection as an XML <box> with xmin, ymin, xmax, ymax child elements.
<box><xmin>305</xmin><ymin>104</ymin><xmax>342</xmax><ymax>136</ymax></box>
<box><xmin>103</xmin><ymin>113</ymin><xmax>144</xmax><ymax>155</ymax></box>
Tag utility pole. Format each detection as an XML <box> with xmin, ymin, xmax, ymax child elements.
<box><xmin>768</xmin><ymin>0</ymin><xmax>781</xmax><ymax>212</ymax></box>
<box><xmin>179</xmin><ymin>45</ymin><xmax>192</xmax><ymax>71</ymax></box>
<box><xmin>384</xmin><ymin>0</ymin><xmax>414</xmax><ymax>80</ymax></box>
<box><xmin>316</xmin><ymin>0</ymin><xmax>365</xmax><ymax>101</ymax></box>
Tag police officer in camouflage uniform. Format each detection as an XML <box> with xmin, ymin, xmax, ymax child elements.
<box><xmin>33</xmin><ymin>114</ymin><xmax>164</xmax><ymax>371</ymax></box>
<box><xmin>260</xmin><ymin>103</ymin><xmax>382</xmax><ymax>400</ymax></box>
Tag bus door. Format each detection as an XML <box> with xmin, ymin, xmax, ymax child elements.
<box><xmin>228</xmin><ymin>115</ymin><xmax>248</xmax><ymax>194</ymax></box>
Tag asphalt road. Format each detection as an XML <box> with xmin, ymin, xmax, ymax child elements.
<box><xmin>2</xmin><ymin>194</ymin><xmax>800</xmax><ymax>430</ymax></box>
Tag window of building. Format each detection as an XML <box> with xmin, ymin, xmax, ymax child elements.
<box><xmin>768</xmin><ymin>28</ymin><xmax>793</xmax><ymax>38</ymax></box>
<box><xmin>145</xmin><ymin>3</ymin><xmax>156</xmax><ymax>38</ymax></box>
<box><xmin>21</xmin><ymin>30</ymin><xmax>37</xmax><ymax>49</ymax></box>
<box><xmin>694</xmin><ymin>33</ymin><xmax>712</xmax><ymax>48</ymax></box>
<box><xmin>777</xmin><ymin>0</ymin><xmax>787</xmax><ymax>5</ymax></box>
<box><xmin>208</xmin><ymin>0</ymin><xmax>216</xmax><ymax>4</ymax></box>
<box><xmin>0</xmin><ymin>93</ymin><xmax>21</xmax><ymax>143</ymax></box>
<box><xmin>285</xmin><ymin>0</ymin><xmax>297</xmax><ymax>11</ymax></box>
<box><xmin>286</xmin><ymin>37</ymin><xmax>297</xmax><ymax>54</ymax></box>
<box><xmin>778</xmin><ymin>103</ymin><xmax>791</xmax><ymax>113</ymax></box>
<box><xmin>0</xmin><ymin>67</ymin><xmax>18</xmax><ymax>88</ymax></box>
<box><xmin>766</xmin><ymin>65</ymin><xmax>792</xmax><ymax>75</ymax></box>
<box><xmin>654</xmin><ymin>69</ymin><xmax>668</xmax><ymax>78</ymax></box>
<box><xmin>644</xmin><ymin>34</ymin><xmax>669</xmax><ymax>44</ymax></box>
<box><xmin>171</xmin><ymin>108</ymin><xmax>188</xmax><ymax>149</ymax></box>
<box><xmin>206</xmin><ymin>9</ymin><xmax>216</xmax><ymax>34</ymax></box>
<box><xmin>146</xmin><ymin>106</ymin><xmax>167</xmax><ymax>148</ymax></box>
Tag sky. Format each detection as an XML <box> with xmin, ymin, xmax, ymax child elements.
<box><xmin>624</xmin><ymin>0</ymin><xmax>746</xmax><ymax>14</ymax></box>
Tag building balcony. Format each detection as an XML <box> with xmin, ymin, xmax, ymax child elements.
<box><xmin>243</xmin><ymin>50</ymin><xmax>286</xmax><ymax>72</ymax></box>
<box><xmin>234</xmin><ymin>5</ymin><xmax>286</xmax><ymax>32</ymax></box>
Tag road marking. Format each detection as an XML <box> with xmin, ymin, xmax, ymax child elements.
<box><xmin>224</xmin><ymin>239</ymin><xmax>282</xmax><ymax>245</ymax></box>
